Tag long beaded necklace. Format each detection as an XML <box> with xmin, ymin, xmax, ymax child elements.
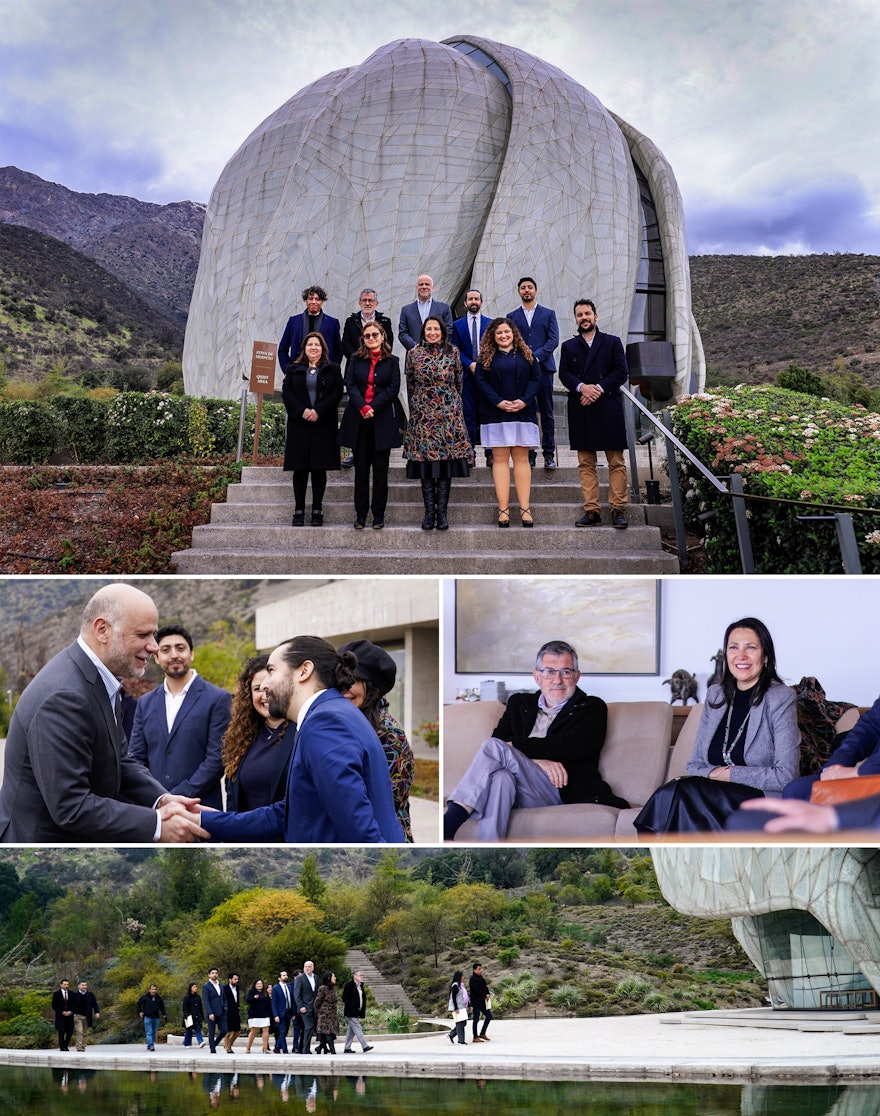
<box><xmin>720</xmin><ymin>694</ymin><xmax>754</xmax><ymax>766</ymax></box>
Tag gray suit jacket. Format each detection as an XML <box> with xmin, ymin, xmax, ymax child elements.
<box><xmin>398</xmin><ymin>299</ymin><xmax>454</xmax><ymax>350</ymax></box>
<box><xmin>0</xmin><ymin>642</ymin><xmax>166</xmax><ymax>842</ymax></box>
<box><xmin>686</xmin><ymin>681</ymin><xmax>800</xmax><ymax>795</ymax></box>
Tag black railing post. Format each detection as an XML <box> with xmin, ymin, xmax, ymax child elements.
<box><xmin>728</xmin><ymin>474</ymin><xmax>756</xmax><ymax>574</ymax></box>
<box><xmin>659</xmin><ymin>412</ymin><xmax>689</xmax><ymax>570</ymax></box>
<box><xmin>835</xmin><ymin>515</ymin><xmax>863</xmax><ymax>574</ymax></box>
<box><xmin>624</xmin><ymin>391</ymin><xmax>641</xmax><ymax>504</ymax></box>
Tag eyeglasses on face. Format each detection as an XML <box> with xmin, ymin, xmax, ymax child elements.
<box><xmin>535</xmin><ymin>667</ymin><xmax>577</xmax><ymax>679</ymax></box>
<box><xmin>363</xmin><ymin>331</ymin><xmax>382</xmax><ymax>339</ymax></box>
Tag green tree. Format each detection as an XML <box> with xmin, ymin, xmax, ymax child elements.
<box><xmin>193</xmin><ymin>619</ymin><xmax>257</xmax><ymax>690</ymax></box>
<box><xmin>298</xmin><ymin>855</ymin><xmax>326</xmax><ymax>906</ymax></box>
<box><xmin>0</xmin><ymin>863</ymin><xmax>22</xmax><ymax>919</ymax></box>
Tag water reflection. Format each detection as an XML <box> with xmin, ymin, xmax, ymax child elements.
<box><xmin>0</xmin><ymin>1068</ymin><xmax>876</xmax><ymax>1114</ymax></box>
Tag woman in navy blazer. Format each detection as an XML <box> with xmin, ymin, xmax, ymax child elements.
<box><xmin>222</xmin><ymin>655</ymin><xmax>292</xmax><ymax>811</ymax></box>
<box><xmin>337</xmin><ymin>322</ymin><xmax>402</xmax><ymax>529</ymax></box>
<box><xmin>474</xmin><ymin>317</ymin><xmax>540</xmax><ymax>527</ymax></box>
<box><xmin>281</xmin><ymin>331</ymin><xmax>343</xmax><ymax>526</ymax></box>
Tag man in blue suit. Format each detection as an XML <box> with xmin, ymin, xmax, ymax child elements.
<box><xmin>271</xmin><ymin>971</ymin><xmax>295</xmax><ymax>1054</ymax></box>
<box><xmin>278</xmin><ymin>284</ymin><xmax>342</xmax><ymax>372</ymax></box>
<box><xmin>202</xmin><ymin>968</ymin><xmax>227</xmax><ymax>1054</ymax></box>
<box><xmin>507</xmin><ymin>276</ymin><xmax>560</xmax><ymax>468</ymax></box>
<box><xmin>127</xmin><ymin>625</ymin><xmax>231</xmax><ymax>810</ymax></box>
<box><xmin>201</xmin><ymin>637</ymin><xmax>404</xmax><ymax>844</ymax></box>
<box><xmin>452</xmin><ymin>289</ymin><xmax>492</xmax><ymax>453</ymax></box>
<box><xmin>398</xmin><ymin>274</ymin><xmax>454</xmax><ymax>351</ymax></box>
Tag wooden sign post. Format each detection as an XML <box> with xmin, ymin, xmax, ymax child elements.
<box><xmin>249</xmin><ymin>341</ymin><xmax>278</xmax><ymax>462</ymax></box>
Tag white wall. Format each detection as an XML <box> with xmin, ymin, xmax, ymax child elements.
<box><xmin>442</xmin><ymin>577</ymin><xmax>880</xmax><ymax>707</ymax></box>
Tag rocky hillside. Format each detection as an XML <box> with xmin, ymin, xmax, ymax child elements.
<box><xmin>0</xmin><ymin>166</ymin><xmax>203</xmax><ymax>325</ymax></box>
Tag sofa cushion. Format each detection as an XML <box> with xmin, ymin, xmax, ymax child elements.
<box><xmin>598</xmin><ymin>701</ymin><xmax>673</xmax><ymax>807</ymax></box>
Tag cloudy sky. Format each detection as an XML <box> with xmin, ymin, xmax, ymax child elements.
<box><xmin>2</xmin><ymin>0</ymin><xmax>879</xmax><ymax>254</ymax></box>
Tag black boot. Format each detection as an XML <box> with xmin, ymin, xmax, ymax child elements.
<box><xmin>420</xmin><ymin>479</ymin><xmax>436</xmax><ymax>530</ymax></box>
<box><xmin>436</xmin><ymin>479</ymin><xmax>451</xmax><ymax>530</ymax></box>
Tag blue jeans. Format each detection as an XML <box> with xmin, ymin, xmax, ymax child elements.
<box><xmin>144</xmin><ymin>1016</ymin><xmax>159</xmax><ymax>1048</ymax></box>
<box><xmin>183</xmin><ymin>1024</ymin><xmax>204</xmax><ymax>1046</ymax></box>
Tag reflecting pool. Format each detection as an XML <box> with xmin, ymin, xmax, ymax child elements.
<box><xmin>0</xmin><ymin>1067</ymin><xmax>877</xmax><ymax>1115</ymax></box>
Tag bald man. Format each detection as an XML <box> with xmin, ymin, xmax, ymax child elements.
<box><xmin>0</xmin><ymin>584</ymin><xmax>208</xmax><ymax>843</ymax></box>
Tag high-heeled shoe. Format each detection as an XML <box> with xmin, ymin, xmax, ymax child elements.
<box><xmin>520</xmin><ymin>508</ymin><xmax>534</xmax><ymax>528</ymax></box>
<box><xmin>497</xmin><ymin>507</ymin><xmax>510</xmax><ymax>528</ymax></box>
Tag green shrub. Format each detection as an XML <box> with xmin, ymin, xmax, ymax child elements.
<box><xmin>469</xmin><ymin>930</ymin><xmax>491</xmax><ymax>946</ymax></box>
<box><xmin>0</xmin><ymin>400</ymin><xmax>61</xmax><ymax>463</ymax></box>
<box><xmin>497</xmin><ymin>947</ymin><xmax>519</xmax><ymax>966</ymax></box>
<box><xmin>775</xmin><ymin>364</ymin><xmax>825</xmax><ymax>396</ymax></box>
<box><xmin>550</xmin><ymin>983</ymin><xmax>584</xmax><ymax>1011</ymax></box>
<box><xmin>670</xmin><ymin>385</ymin><xmax>880</xmax><ymax>573</ymax></box>
<box><xmin>50</xmin><ymin>394</ymin><xmax>108</xmax><ymax>462</ymax></box>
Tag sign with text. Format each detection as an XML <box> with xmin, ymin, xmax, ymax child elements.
<box><xmin>249</xmin><ymin>341</ymin><xmax>278</xmax><ymax>394</ymax></box>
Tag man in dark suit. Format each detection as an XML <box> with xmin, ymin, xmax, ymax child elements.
<box><xmin>278</xmin><ymin>284</ymin><xmax>342</xmax><ymax>372</ymax></box>
<box><xmin>398</xmin><ymin>274</ymin><xmax>453</xmax><ymax>351</ymax></box>
<box><xmin>293</xmin><ymin>961</ymin><xmax>318</xmax><ymax>1054</ymax></box>
<box><xmin>558</xmin><ymin>299</ymin><xmax>630</xmax><ymax>529</ymax></box>
<box><xmin>271</xmin><ymin>971</ymin><xmax>295</xmax><ymax>1053</ymax></box>
<box><xmin>0</xmin><ymin>584</ymin><xmax>208</xmax><ymax>844</ymax></box>
<box><xmin>201</xmin><ymin>637</ymin><xmax>404</xmax><ymax>844</ymax></box>
<box><xmin>452</xmin><ymin>289</ymin><xmax>492</xmax><ymax>452</ymax></box>
<box><xmin>507</xmin><ymin>277</ymin><xmax>560</xmax><ymax>468</ymax></box>
<box><xmin>202</xmin><ymin>967</ymin><xmax>227</xmax><ymax>1054</ymax></box>
<box><xmin>127</xmin><ymin>625</ymin><xmax>231</xmax><ymax>810</ymax></box>
<box><xmin>341</xmin><ymin>969</ymin><xmax>373</xmax><ymax>1053</ymax></box>
<box><xmin>52</xmin><ymin>979</ymin><xmax>75</xmax><ymax>1050</ymax></box>
<box><xmin>72</xmin><ymin>979</ymin><xmax>100</xmax><ymax>1051</ymax></box>
<box><xmin>444</xmin><ymin>640</ymin><xmax>627</xmax><ymax>841</ymax></box>
<box><xmin>222</xmin><ymin>973</ymin><xmax>241</xmax><ymax>1053</ymax></box>
<box><xmin>341</xmin><ymin>288</ymin><xmax>394</xmax><ymax>366</ymax></box>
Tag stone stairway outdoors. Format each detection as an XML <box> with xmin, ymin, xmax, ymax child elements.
<box><xmin>344</xmin><ymin>948</ymin><xmax>420</xmax><ymax>1017</ymax></box>
<box><xmin>173</xmin><ymin>448</ymin><xmax>679</xmax><ymax>575</ymax></box>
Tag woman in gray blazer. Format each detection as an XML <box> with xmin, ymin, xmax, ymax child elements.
<box><xmin>635</xmin><ymin>617</ymin><xmax>800</xmax><ymax>833</ymax></box>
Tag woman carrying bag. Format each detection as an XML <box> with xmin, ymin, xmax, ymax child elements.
<box><xmin>447</xmin><ymin>969</ymin><xmax>469</xmax><ymax>1045</ymax></box>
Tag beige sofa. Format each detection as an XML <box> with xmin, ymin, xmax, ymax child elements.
<box><xmin>443</xmin><ymin>699</ymin><xmax>673</xmax><ymax>841</ymax></box>
<box><xmin>442</xmin><ymin>698</ymin><xmax>863</xmax><ymax>843</ymax></box>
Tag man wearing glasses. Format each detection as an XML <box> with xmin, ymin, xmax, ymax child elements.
<box><xmin>341</xmin><ymin>289</ymin><xmax>395</xmax><ymax>367</ymax></box>
<box><xmin>443</xmin><ymin>640</ymin><xmax>627</xmax><ymax>841</ymax></box>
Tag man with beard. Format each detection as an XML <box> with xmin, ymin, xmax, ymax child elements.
<box><xmin>201</xmin><ymin>637</ymin><xmax>403</xmax><ymax>843</ymax></box>
<box><xmin>127</xmin><ymin>625</ymin><xmax>230</xmax><ymax>810</ymax></box>
<box><xmin>558</xmin><ymin>299</ymin><xmax>630</xmax><ymax>529</ymax></box>
<box><xmin>452</xmin><ymin>289</ymin><xmax>492</xmax><ymax>452</ymax></box>
<box><xmin>443</xmin><ymin>640</ymin><xmax>627</xmax><ymax>841</ymax></box>
<box><xmin>506</xmin><ymin>277</ymin><xmax>560</xmax><ymax>468</ymax></box>
<box><xmin>0</xmin><ymin>584</ymin><xmax>208</xmax><ymax>843</ymax></box>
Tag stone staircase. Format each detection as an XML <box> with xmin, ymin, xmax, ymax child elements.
<box><xmin>173</xmin><ymin>454</ymin><xmax>679</xmax><ymax>574</ymax></box>
<box><xmin>344</xmin><ymin>948</ymin><xmax>420</xmax><ymax>1017</ymax></box>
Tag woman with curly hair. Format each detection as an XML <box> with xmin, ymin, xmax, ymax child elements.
<box><xmin>313</xmin><ymin>971</ymin><xmax>339</xmax><ymax>1054</ymax></box>
<box><xmin>223</xmin><ymin>655</ymin><xmax>291</xmax><ymax>810</ymax></box>
<box><xmin>339</xmin><ymin>639</ymin><xmax>415</xmax><ymax>842</ymax></box>
<box><xmin>403</xmin><ymin>316</ymin><xmax>473</xmax><ymax>530</ymax></box>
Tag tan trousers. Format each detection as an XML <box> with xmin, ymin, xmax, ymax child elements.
<box><xmin>74</xmin><ymin>1015</ymin><xmax>89</xmax><ymax>1051</ymax></box>
<box><xmin>577</xmin><ymin>449</ymin><xmax>627</xmax><ymax>511</ymax></box>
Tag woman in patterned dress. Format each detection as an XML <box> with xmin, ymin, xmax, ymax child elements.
<box><xmin>339</xmin><ymin>639</ymin><xmax>415</xmax><ymax>842</ymax></box>
<box><xmin>313</xmin><ymin>972</ymin><xmax>339</xmax><ymax>1054</ymax></box>
<box><xmin>403</xmin><ymin>316</ymin><xmax>473</xmax><ymax>530</ymax></box>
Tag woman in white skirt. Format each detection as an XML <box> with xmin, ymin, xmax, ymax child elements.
<box><xmin>245</xmin><ymin>978</ymin><xmax>271</xmax><ymax>1053</ymax></box>
<box><xmin>474</xmin><ymin>318</ymin><xmax>541</xmax><ymax>527</ymax></box>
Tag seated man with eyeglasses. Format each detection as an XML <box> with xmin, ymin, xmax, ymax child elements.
<box><xmin>443</xmin><ymin>640</ymin><xmax>628</xmax><ymax>841</ymax></box>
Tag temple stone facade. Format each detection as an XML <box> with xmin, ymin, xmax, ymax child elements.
<box><xmin>184</xmin><ymin>36</ymin><xmax>704</xmax><ymax>400</ymax></box>
<box><xmin>653</xmin><ymin>848</ymin><xmax>880</xmax><ymax>1010</ymax></box>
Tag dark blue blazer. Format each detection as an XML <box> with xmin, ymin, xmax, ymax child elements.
<box><xmin>271</xmin><ymin>980</ymin><xmax>294</xmax><ymax>1022</ymax></box>
<box><xmin>279</xmin><ymin>312</ymin><xmax>342</xmax><ymax>372</ymax></box>
<box><xmin>821</xmin><ymin>694</ymin><xmax>880</xmax><ymax>775</ymax></box>
<box><xmin>398</xmin><ymin>299</ymin><xmax>454</xmax><ymax>350</ymax></box>
<box><xmin>203</xmin><ymin>688</ymin><xmax>405</xmax><ymax>844</ymax></box>
<box><xmin>128</xmin><ymin>675</ymin><xmax>231</xmax><ymax>810</ymax></box>
<box><xmin>558</xmin><ymin>330</ymin><xmax>629</xmax><ymax>451</ymax></box>
<box><xmin>452</xmin><ymin>314</ymin><xmax>491</xmax><ymax>375</ymax></box>
<box><xmin>507</xmin><ymin>304</ymin><xmax>559</xmax><ymax>374</ymax></box>
<box><xmin>474</xmin><ymin>351</ymin><xmax>541</xmax><ymax>424</ymax></box>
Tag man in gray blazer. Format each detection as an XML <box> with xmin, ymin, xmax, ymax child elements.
<box><xmin>293</xmin><ymin>961</ymin><xmax>319</xmax><ymax>1054</ymax></box>
<box><xmin>0</xmin><ymin>584</ymin><xmax>208</xmax><ymax>844</ymax></box>
<box><xmin>398</xmin><ymin>274</ymin><xmax>454</xmax><ymax>350</ymax></box>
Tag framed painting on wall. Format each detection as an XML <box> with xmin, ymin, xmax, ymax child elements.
<box><xmin>455</xmin><ymin>578</ymin><xmax>659</xmax><ymax>675</ymax></box>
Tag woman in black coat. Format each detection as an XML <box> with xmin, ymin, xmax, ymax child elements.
<box><xmin>282</xmin><ymin>331</ymin><xmax>344</xmax><ymax>526</ymax></box>
<box><xmin>337</xmin><ymin>322</ymin><xmax>402</xmax><ymax>530</ymax></box>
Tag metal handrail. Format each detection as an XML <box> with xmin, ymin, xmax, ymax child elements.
<box><xmin>621</xmin><ymin>385</ymin><xmax>874</xmax><ymax>573</ymax></box>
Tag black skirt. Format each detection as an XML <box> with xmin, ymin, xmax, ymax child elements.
<box><xmin>633</xmin><ymin>776</ymin><xmax>765</xmax><ymax>834</ymax></box>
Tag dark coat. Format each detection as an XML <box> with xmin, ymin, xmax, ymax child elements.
<box><xmin>224</xmin><ymin>982</ymin><xmax>242</xmax><ymax>1030</ymax></box>
<box><xmin>468</xmin><ymin>971</ymin><xmax>490</xmax><ymax>1010</ymax></box>
<box><xmin>52</xmin><ymin>987</ymin><xmax>75</xmax><ymax>1025</ymax></box>
<box><xmin>281</xmin><ymin>360</ymin><xmax>344</xmax><ymax>471</ymax></box>
<box><xmin>183</xmin><ymin>989</ymin><xmax>205</xmax><ymax>1028</ymax></box>
<box><xmin>341</xmin><ymin>979</ymin><xmax>367</xmax><ymax>1019</ymax></box>
<box><xmin>493</xmin><ymin>689</ymin><xmax>627</xmax><ymax>807</ymax></box>
<box><xmin>137</xmin><ymin>992</ymin><xmax>167</xmax><ymax>1020</ymax></box>
<box><xmin>474</xmin><ymin>351</ymin><xmax>540</xmax><ymax>424</ymax></box>
<box><xmin>127</xmin><ymin>674</ymin><xmax>231</xmax><ymax>811</ymax></box>
<box><xmin>557</xmin><ymin>330</ymin><xmax>629</xmax><ymax>451</ymax></box>
<box><xmin>314</xmin><ymin>984</ymin><xmax>339</xmax><ymax>1034</ymax></box>
<box><xmin>341</xmin><ymin>312</ymin><xmax>395</xmax><ymax>362</ymax></box>
<box><xmin>73</xmin><ymin>989</ymin><xmax>100</xmax><ymax>1026</ymax></box>
<box><xmin>337</xmin><ymin>354</ymin><xmax>402</xmax><ymax>452</ymax></box>
<box><xmin>0</xmin><ymin>642</ymin><xmax>167</xmax><ymax>843</ymax></box>
<box><xmin>278</xmin><ymin>312</ymin><xmax>342</xmax><ymax>371</ymax></box>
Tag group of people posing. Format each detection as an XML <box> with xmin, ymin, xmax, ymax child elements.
<box><xmin>278</xmin><ymin>275</ymin><xmax>630</xmax><ymax>531</ymax></box>
<box><xmin>0</xmin><ymin>584</ymin><xmax>412</xmax><ymax>845</ymax></box>
<box><xmin>443</xmin><ymin>622</ymin><xmax>880</xmax><ymax>841</ymax></box>
<box><xmin>132</xmin><ymin>965</ymin><xmax>372</xmax><ymax>1056</ymax></box>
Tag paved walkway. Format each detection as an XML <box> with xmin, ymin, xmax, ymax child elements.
<box><xmin>3</xmin><ymin>1010</ymin><xmax>879</xmax><ymax>1082</ymax></box>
